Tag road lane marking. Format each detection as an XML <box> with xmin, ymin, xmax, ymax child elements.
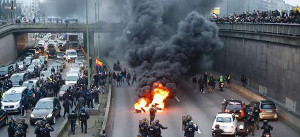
<box><xmin>198</xmin><ymin>129</ymin><xmax>201</xmax><ymax>134</ymax></box>
<box><xmin>175</xmin><ymin>96</ymin><xmax>180</xmax><ymax>103</ymax></box>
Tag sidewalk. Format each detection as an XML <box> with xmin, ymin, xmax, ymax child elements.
<box><xmin>69</xmin><ymin>86</ymin><xmax>108</xmax><ymax>137</ymax></box>
<box><xmin>212</xmin><ymin>71</ymin><xmax>300</xmax><ymax>133</ymax></box>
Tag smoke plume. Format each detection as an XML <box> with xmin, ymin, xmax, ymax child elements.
<box><xmin>110</xmin><ymin>0</ymin><xmax>223</xmax><ymax>90</ymax></box>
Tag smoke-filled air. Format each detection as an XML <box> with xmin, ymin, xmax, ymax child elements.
<box><xmin>109</xmin><ymin>0</ymin><xmax>223</xmax><ymax>111</ymax></box>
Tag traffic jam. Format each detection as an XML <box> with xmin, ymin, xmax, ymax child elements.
<box><xmin>0</xmin><ymin>33</ymin><xmax>87</xmax><ymax>136</ymax></box>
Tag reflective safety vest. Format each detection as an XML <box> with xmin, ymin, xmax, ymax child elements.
<box><xmin>219</xmin><ymin>78</ymin><xmax>224</xmax><ymax>83</ymax></box>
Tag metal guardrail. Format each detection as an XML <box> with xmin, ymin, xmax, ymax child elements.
<box><xmin>217</xmin><ymin>23</ymin><xmax>300</xmax><ymax>36</ymax></box>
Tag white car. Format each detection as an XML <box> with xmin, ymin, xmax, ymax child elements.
<box><xmin>212</xmin><ymin>113</ymin><xmax>237</xmax><ymax>136</ymax></box>
<box><xmin>1</xmin><ymin>87</ymin><xmax>27</xmax><ymax>113</ymax></box>
<box><xmin>66</xmin><ymin>49</ymin><xmax>77</xmax><ymax>62</ymax></box>
<box><xmin>27</xmin><ymin>65</ymin><xmax>35</xmax><ymax>73</ymax></box>
<box><xmin>32</xmin><ymin>59</ymin><xmax>43</xmax><ymax>68</ymax></box>
<box><xmin>65</xmin><ymin>73</ymin><xmax>79</xmax><ymax>85</ymax></box>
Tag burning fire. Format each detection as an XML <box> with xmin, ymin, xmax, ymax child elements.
<box><xmin>134</xmin><ymin>82</ymin><xmax>170</xmax><ymax>113</ymax></box>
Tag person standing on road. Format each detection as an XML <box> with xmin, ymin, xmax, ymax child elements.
<box><xmin>149</xmin><ymin>105</ymin><xmax>157</xmax><ymax>123</ymax></box>
<box><xmin>7</xmin><ymin>120</ymin><xmax>15</xmax><ymax>137</ymax></box>
<box><xmin>147</xmin><ymin>121</ymin><xmax>159</xmax><ymax>137</ymax></box>
<box><xmin>99</xmin><ymin>79</ymin><xmax>105</xmax><ymax>94</ymax></box>
<box><xmin>139</xmin><ymin>118</ymin><xmax>149</xmax><ymax>137</ymax></box>
<box><xmin>203</xmin><ymin>72</ymin><xmax>208</xmax><ymax>87</ymax></box>
<box><xmin>241</xmin><ymin>74</ymin><xmax>247</xmax><ymax>87</ymax></box>
<box><xmin>68</xmin><ymin>110</ymin><xmax>78</xmax><ymax>135</ymax></box>
<box><xmin>63</xmin><ymin>98</ymin><xmax>71</xmax><ymax>118</ymax></box>
<box><xmin>21</xmin><ymin>119</ymin><xmax>28</xmax><ymax>137</ymax></box>
<box><xmin>154</xmin><ymin>120</ymin><xmax>168</xmax><ymax>136</ymax></box>
<box><xmin>79</xmin><ymin>108</ymin><xmax>90</xmax><ymax>133</ymax></box>
<box><xmin>184</xmin><ymin>121</ymin><xmax>198</xmax><ymax>137</ymax></box>
<box><xmin>192</xmin><ymin>76</ymin><xmax>197</xmax><ymax>89</ymax></box>
<box><xmin>132</xmin><ymin>71</ymin><xmax>137</xmax><ymax>85</ymax></box>
<box><xmin>212</xmin><ymin>124</ymin><xmax>224</xmax><ymax>137</ymax></box>
<box><xmin>42</xmin><ymin>123</ymin><xmax>54</xmax><ymax>137</ymax></box>
<box><xmin>85</xmin><ymin>89</ymin><xmax>93</xmax><ymax>108</ymax></box>
<box><xmin>198</xmin><ymin>77</ymin><xmax>205</xmax><ymax>93</ymax></box>
<box><xmin>34</xmin><ymin>121</ymin><xmax>43</xmax><ymax>137</ymax></box>
<box><xmin>126</xmin><ymin>73</ymin><xmax>131</xmax><ymax>86</ymax></box>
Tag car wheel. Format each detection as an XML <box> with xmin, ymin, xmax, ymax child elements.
<box><xmin>52</xmin><ymin>116</ymin><xmax>56</xmax><ymax>125</ymax></box>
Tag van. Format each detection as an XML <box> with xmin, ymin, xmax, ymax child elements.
<box><xmin>66</xmin><ymin>49</ymin><xmax>77</xmax><ymax>62</ymax></box>
<box><xmin>1</xmin><ymin>87</ymin><xmax>27</xmax><ymax>113</ymax></box>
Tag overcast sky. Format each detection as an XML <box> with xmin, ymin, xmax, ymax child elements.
<box><xmin>284</xmin><ymin>0</ymin><xmax>300</xmax><ymax>6</ymax></box>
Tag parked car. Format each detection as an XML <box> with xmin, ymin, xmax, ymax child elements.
<box><xmin>257</xmin><ymin>100</ymin><xmax>278</xmax><ymax>120</ymax></box>
<box><xmin>212</xmin><ymin>113</ymin><xmax>237</xmax><ymax>136</ymax></box>
<box><xmin>30</xmin><ymin>97</ymin><xmax>61</xmax><ymax>125</ymax></box>
<box><xmin>1</xmin><ymin>87</ymin><xmax>28</xmax><ymax>113</ymax></box>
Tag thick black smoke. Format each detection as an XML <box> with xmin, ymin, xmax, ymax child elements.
<box><xmin>110</xmin><ymin>0</ymin><xmax>223</xmax><ymax>90</ymax></box>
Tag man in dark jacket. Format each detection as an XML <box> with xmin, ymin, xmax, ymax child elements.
<box><xmin>63</xmin><ymin>99</ymin><xmax>71</xmax><ymax>118</ymax></box>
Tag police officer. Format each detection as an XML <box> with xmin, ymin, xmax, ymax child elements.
<box><xmin>139</xmin><ymin>118</ymin><xmax>148</xmax><ymax>137</ymax></box>
<box><xmin>261</xmin><ymin>120</ymin><xmax>273</xmax><ymax>137</ymax></box>
<box><xmin>149</xmin><ymin>105</ymin><xmax>156</xmax><ymax>123</ymax></box>
<box><xmin>21</xmin><ymin>119</ymin><xmax>28</xmax><ymax>137</ymax></box>
<box><xmin>184</xmin><ymin>121</ymin><xmax>198</xmax><ymax>137</ymax></box>
<box><xmin>34</xmin><ymin>121</ymin><xmax>43</xmax><ymax>137</ymax></box>
<box><xmin>14</xmin><ymin>124</ymin><xmax>24</xmax><ymax>137</ymax></box>
<box><xmin>148</xmin><ymin>121</ymin><xmax>159</xmax><ymax>137</ymax></box>
<box><xmin>79</xmin><ymin>108</ymin><xmax>90</xmax><ymax>133</ymax></box>
<box><xmin>63</xmin><ymin>98</ymin><xmax>71</xmax><ymax>118</ymax></box>
<box><xmin>218</xmin><ymin>76</ymin><xmax>224</xmax><ymax>90</ymax></box>
<box><xmin>183</xmin><ymin>115</ymin><xmax>192</xmax><ymax>128</ymax></box>
<box><xmin>42</xmin><ymin>123</ymin><xmax>54</xmax><ymax>137</ymax></box>
<box><xmin>226</xmin><ymin>74</ymin><xmax>231</xmax><ymax>84</ymax></box>
<box><xmin>212</xmin><ymin>124</ymin><xmax>224</xmax><ymax>137</ymax></box>
<box><xmin>154</xmin><ymin>120</ymin><xmax>168</xmax><ymax>137</ymax></box>
<box><xmin>7</xmin><ymin>119</ymin><xmax>16</xmax><ymax>137</ymax></box>
<box><xmin>68</xmin><ymin>110</ymin><xmax>78</xmax><ymax>135</ymax></box>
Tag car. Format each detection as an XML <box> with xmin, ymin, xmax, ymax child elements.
<box><xmin>30</xmin><ymin>97</ymin><xmax>61</xmax><ymax>125</ymax></box>
<box><xmin>37</xmin><ymin>40</ymin><xmax>45</xmax><ymax>51</ymax></box>
<box><xmin>22</xmin><ymin>79</ymin><xmax>39</xmax><ymax>89</ymax></box>
<box><xmin>1</xmin><ymin>87</ymin><xmax>28</xmax><ymax>113</ymax></box>
<box><xmin>32</xmin><ymin>59</ymin><xmax>43</xmax><ymax>69</ymax></box>
<box><xmin>55</xmin><ymin>60</ymin><xmax>66</xmax><ymax>69</ymax></box>
<box><xmin>65</xmin><ymin>73</ymin><xmax>79</xmax><ymax>85</ymax></box>
<box><xmin>48</xmin><ymin>65</ymin><xmax>60</xmax><ymax>73</ymax></box>
<box><xmin>66</xmin><ymin>49</ymin><xmax>77</xmax><ymax>62</ymax></box>
<box><xmin>222</xmin><ymin>99</ymin><xmax>243</xmax><ymax>119</ymax></box>
<box><xmin>26</xmin><ymin>64</ymin><xmax>36</xmax><ymax>75</ymax></box>
<box><xmin>76</xmin><ymin>49</ymin><xmax>85</xmax><ymax>57</ymax></box>
<box><xmin>23</xmin><ymin>58</ymin><xmax>32</xmax><ymax>67</ymax></box>
<box><xmin>75</xmin><ymin>56</ymin><xmax>85</xmax><ymax>68</ymax></box>
<box><xmin>48</xmin><ymin>43</ymin><xmax>56</xmax><ymax>51</ymax></box>
<box><xmin>48</xmin><ymin>49</ymin><xmax>57</xmax><ymax>58</ymax></box>
<box><xmin>16</xmin><ymin>61</ymin><xmax>26</xmax><ymax>71</ymax></box>
<box><xmin>39</xmin><ymin>56</ymin><xmax>47</xmax><ymax>64</ymax></box>
<box><xmin>58</xmin><ymin>84</ymin><xmax>70</xmax><ymax>100</ymax></box>
<box><xmin>0</xmin><ymin>65</ymin><xmax>15</xmax><ymax>80</ymax></box>
<box><xmin>0</xmin><ymin>109</ymin><xmax>8</xmax><ymax>127</ymax></box>
<box><xmin>28</xmin><ymin>48</ymin><xmax>38</xmax><ymax>57</ymax></box>
<box><xmin>212</xmin><ymin>113</ymin><xmax>237</xmax><ymax>136</ymax></box>
<box><xmin>56</xmin><ymin>51</ymin><xmax>65</xmax><ymax>60</ymax></box>
<box><xmin>257</xmin><ymin>100</ymin><xmax>278</xmax><ymax>120</ymax></box>
<box><xmin>10</xmin><ymin>73</ymin><xmax>29</xmax><ymax>87</ymax></box>
<box><xmin>40</xmin><ymin>70</ymin><xmax>52</xmax><ymax>79</ymax></box>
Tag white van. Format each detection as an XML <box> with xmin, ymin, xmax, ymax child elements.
<box><xmin>1</xmin><ymin>87</ymin><xmax>27</xmax><ymax>113</ymax></box>
<box><xmin>66</xmin><ymin>49</ymin><xmax>77</xmax><ymax>62</ymax></box>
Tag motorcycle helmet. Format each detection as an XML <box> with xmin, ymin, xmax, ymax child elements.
<box><xmin>188</xmin><ymin>121</ymin><xmax>194</xmax><ymax>126</ymax></box>
<box><xmin>239</xmin><ymin>125</ymin><xmax>244</xmax><ymax>130</ymax></box>
<box><xmin>263</xmin><ymin>120</ymin><xmax>268</xmax><ymax>125</ymax></box>
<box><xmin>155</xmin><ymin>120</ymin><xmax>160</xmax><ymax>124</ymax></box>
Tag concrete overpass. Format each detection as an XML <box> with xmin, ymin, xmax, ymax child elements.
<box><xmin>214</xmin><ymin>23</ymin><xmax>300</xmax><ymax>117</ymax></box>
<box><xmin>0</xmin><ymin>22</ymin><xmax>125</xmax><ymax>65</ymax></box>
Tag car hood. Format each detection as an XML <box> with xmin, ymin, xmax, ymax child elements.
<box><xmin>32</xmin><ymin>108</ymin><xmax>53</xmax><ymax>117</ymax></box>
<box><xmin>1</xmin><ymin>101</ymin><xmax>20</xmax><ymax>106</ymax></box>
<box><xmin>65</xmin><ymin>81</ymin><xmax>76</xmax><ymax>85</ymax></box>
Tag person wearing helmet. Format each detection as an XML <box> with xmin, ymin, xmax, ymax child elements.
<box><xmin>154</xmin><ymin>120</ymin><xmax>168</xmax><ymax>137</ymax></box>
<box><xmin>21</xmin><ymin>119</ymin><xmax>29</xmax><ymax>137</ymax></box>
<box><xmin>14</xmin><ymin>124</ymin><xmax>24</xmax><ymax>137</ymax></box>
<box><xmin>184</xmin><ymin>121</ymin><xmax>198</xmax><ymax>137</ymax></box>
<box><xmin>261</xmin><ymin>120</ymin><xmax>273</xmax><ymax>137</ymax></box>
<box><xmin>212</xmin><ymin>124</ymin><xmax>224</xmax><ymax>137</ymax></box>
<box><xmin>35</xmin><ymin>121</ymin><xmax>43</xmax><ymax>137</ymax></box>
<box><xmin>79</xmin><ymin>107</ymin><xmax>90</xmax><ymax>133</ymax></box>
<box><xmin>42</xmin><ymin>123</ymin><xmax>54</xmax><ymax>137</ymax></box>
<box><xmin>218</xmin><ymin>76</ymin><xmax>224</xmax><ymax>91</ymax></box>
<box><xmin>7</xmin><ymin>119</ymin><xmax>16</xmax><ymax>137</ymax></box>
<box><xmin>139</xmin><ymin>118</ymin><xmax>149</xmax><ymax>137</ymax></box>
<box><xmin>183</xmin><ymin>115</ymin><xmax>193</xmax><ymax>128</ymax></box>
<box><xmin>237</xmin><ymin>125</ymin><xmax>248</xmax><ymax>137</ymax></box>
<box><xmin>147</xmin><ymin>121</ymin><xmax>159</xmax><ymax>137</ymax></box>
<box><xmin>68</xmin><ymin>110</ymin><xmax>78</xmax><ymax>135</ymax></box>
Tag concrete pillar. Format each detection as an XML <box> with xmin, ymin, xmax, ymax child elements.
<box><xmin>0</xmin><ymin>34</ymin><xmax>17</xmax><ymax>66</ymax></box>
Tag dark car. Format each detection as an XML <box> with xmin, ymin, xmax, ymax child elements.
<box><xmin>257</xmin><ymin>100</ymin><xmax>278</xmax><ymax>120</ymax></box>
<box><xmin>30</xmin><ymin>97</ymin><xmax>61</xmax><ymax>125</ymax></box>
<box><xmin>0</xmin><ymin>65</ymin><xmax>15</xmax><ymax>80</ymax></box>
<box><xmin>56</xmin><ymin>51</ymin><xmax>65</xmax><ymax>60</ymax></box>
<box><xmin>0</xmin><ymin>109</ymin><xmax>8</xmax><ymax>127</ymax></box>
<box><xmin>48</xmin><ymin>49</ymin><xmax>57</xmax><ymax>58</ymax></box>
<box><xmin>222</xmin><ymin>99</ymin><xmax>243</xmax><ymax>119</ymax></box>
<box><xmin>48</xmin><ymin>44</ymin><xmax>56</xmax><ymax>51</ymax></box>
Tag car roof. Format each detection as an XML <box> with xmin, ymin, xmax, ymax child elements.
<box><xmin>38</xmin><ymin>97</ymin><xmax>56</xmax><ymax>102</ymax></box>
<box><xmin>216</xmin><ymin>113</ymin><xmax>233</xmax><ymax>117</ymax></box>
<box><xmin>67</xmin><ymin>73</ymin><xmax>79</xmax><ymax>76</ymax></box>
<box><xmin>226</xmin><ymin>100</ymin><xmax>242</xmax><ymax>103</ymax></box>
<box><xmin>4</xmin><ymin>87</ymin><xmax>27</xmax><ymax>94</ymax></box>
<box><xmin>261</xmin><ymin>100</ymin><xmax>275</xmax><ymax>104</ymax></box>
<box><xmin>23</xmin><ymin>79</ymin><xmax>38</xmax><ymax>83</ymax></box>
<box><xmin>11</xmin><ymin>73</ymin><xmax>26</xmax><ymax>76</ymax></box>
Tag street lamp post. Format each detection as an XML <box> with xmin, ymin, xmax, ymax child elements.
<box><xmin>86</xmin><ymin>0</ymin><xmax>91</xmax><ymax>87</ymax></box>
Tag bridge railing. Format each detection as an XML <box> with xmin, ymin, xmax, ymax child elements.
<box><xmin>217</xmin><ymin>23</ymin><xmax>300</xmax><ymax>36</ymax></box>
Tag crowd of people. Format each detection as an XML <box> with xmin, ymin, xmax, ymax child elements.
<box><xmin>214</xmin><ymin>10</ymin><xmax>300</xmax><ymax>24</ymax></box>
<box><xmin>192</xmin><ymin>72</ymin><xmax>231</xmax><ymax>93</ymax></box>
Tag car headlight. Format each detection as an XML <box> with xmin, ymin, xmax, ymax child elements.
<box><xmin>30</xmin><ymin>113</ymin><xmax>35</xmax><ymax>118</ymax></box>
<box><xmin>46</xmin><ymin>113</ymin><xmax>52</xmax><ymax>118</ymax></box>
<box><xmin>5</xmin><ymin>74</ymin><xmax>8</xmax><ymax>77</ymax></box>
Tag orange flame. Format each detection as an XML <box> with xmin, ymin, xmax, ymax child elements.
<box><xmin>134</xmin><ymin>82</ymin><xmax>170</xmax><ymax>113</ymax></box>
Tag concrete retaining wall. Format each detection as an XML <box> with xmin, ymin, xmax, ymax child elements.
<box><xmin>214</xmin><ymin>30</ymin><xmax>300</xmax><ymax>116</ymax></box>
<box><xmin>0</xmin><ymin>34</ymin><xmax>17</xmax><ymax>65</ymax></box>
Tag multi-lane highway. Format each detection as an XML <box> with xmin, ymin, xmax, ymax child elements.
<box><xmin>109</xmin><ymin>78</ymin><xmax>300</xmax><ymax>137</ymax></box>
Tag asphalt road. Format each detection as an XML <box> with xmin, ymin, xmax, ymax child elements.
<box><xmin>109</xmin><ymin>80</ymin><xmax>300</xmax><ymax>137</ymax></box>
<box><xmin>0</xmin><ymin>58</ymin><xmax>72</xmax><ymax>136</ymax></box>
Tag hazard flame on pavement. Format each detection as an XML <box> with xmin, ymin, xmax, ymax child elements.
<box><xmin>134</xmin><ymin>82</ymin><xmax>170</xmax><ymax>113</ymax></box>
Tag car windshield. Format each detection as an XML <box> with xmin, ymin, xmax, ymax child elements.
<box><xmin>22</xmin><ymin>81</ymin><xmax>35</xmax><ymax>88</ymax></box>
<box><xmin>66</xmin><ymin>75</ymin><xmax>78</xmax><ymax>81</ymax></box>
<box><xmin>226</xmin><ymin>102</ymin><xmax>242</xmax><ymax>110</ymax></box>
<box><xmin>17</xmin><ymin>62</ymin><xmax>23</xmax><ymax>65</ymax></box>
<box><xmin>35</xmin><ymin>101</ymin><xmax>53</xmax><ymax>109</ymax></box>
<box><xmin>216</xmin><ymin>117</ymin><xmax>232</xmax><ymax>123</ymax></box>
<box><xmin>28</xmin><ymin>65</ymin><xmax>34</xmax><ymax>70</ymax></box>
<box><xmin>3</xmin><ymin>93</ymin><xmax>21</xmax><ymax>102</ymax></box>
<box><xmin>262</xmin><ymin>104</ymin><xmax>276</xmax><ymax>109</ymax></box>
<box><xmin>67</xmin><ymin>52</ymin><xmax>77</xmax><ymax>56</ymax></box>
<box><xmin>57</xmin><ymin>52</ymin><xmax>64</xmax><ymax>56</ymax></box>
<box><xmin>10</xmin><ymin>74</ymin><xmax>23</xmax><ymax>83</ymax></box>
<box><xmin>61</xmin><ymin>85</ymin><xmax>69</xmax><ymax>91</ymax></box>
